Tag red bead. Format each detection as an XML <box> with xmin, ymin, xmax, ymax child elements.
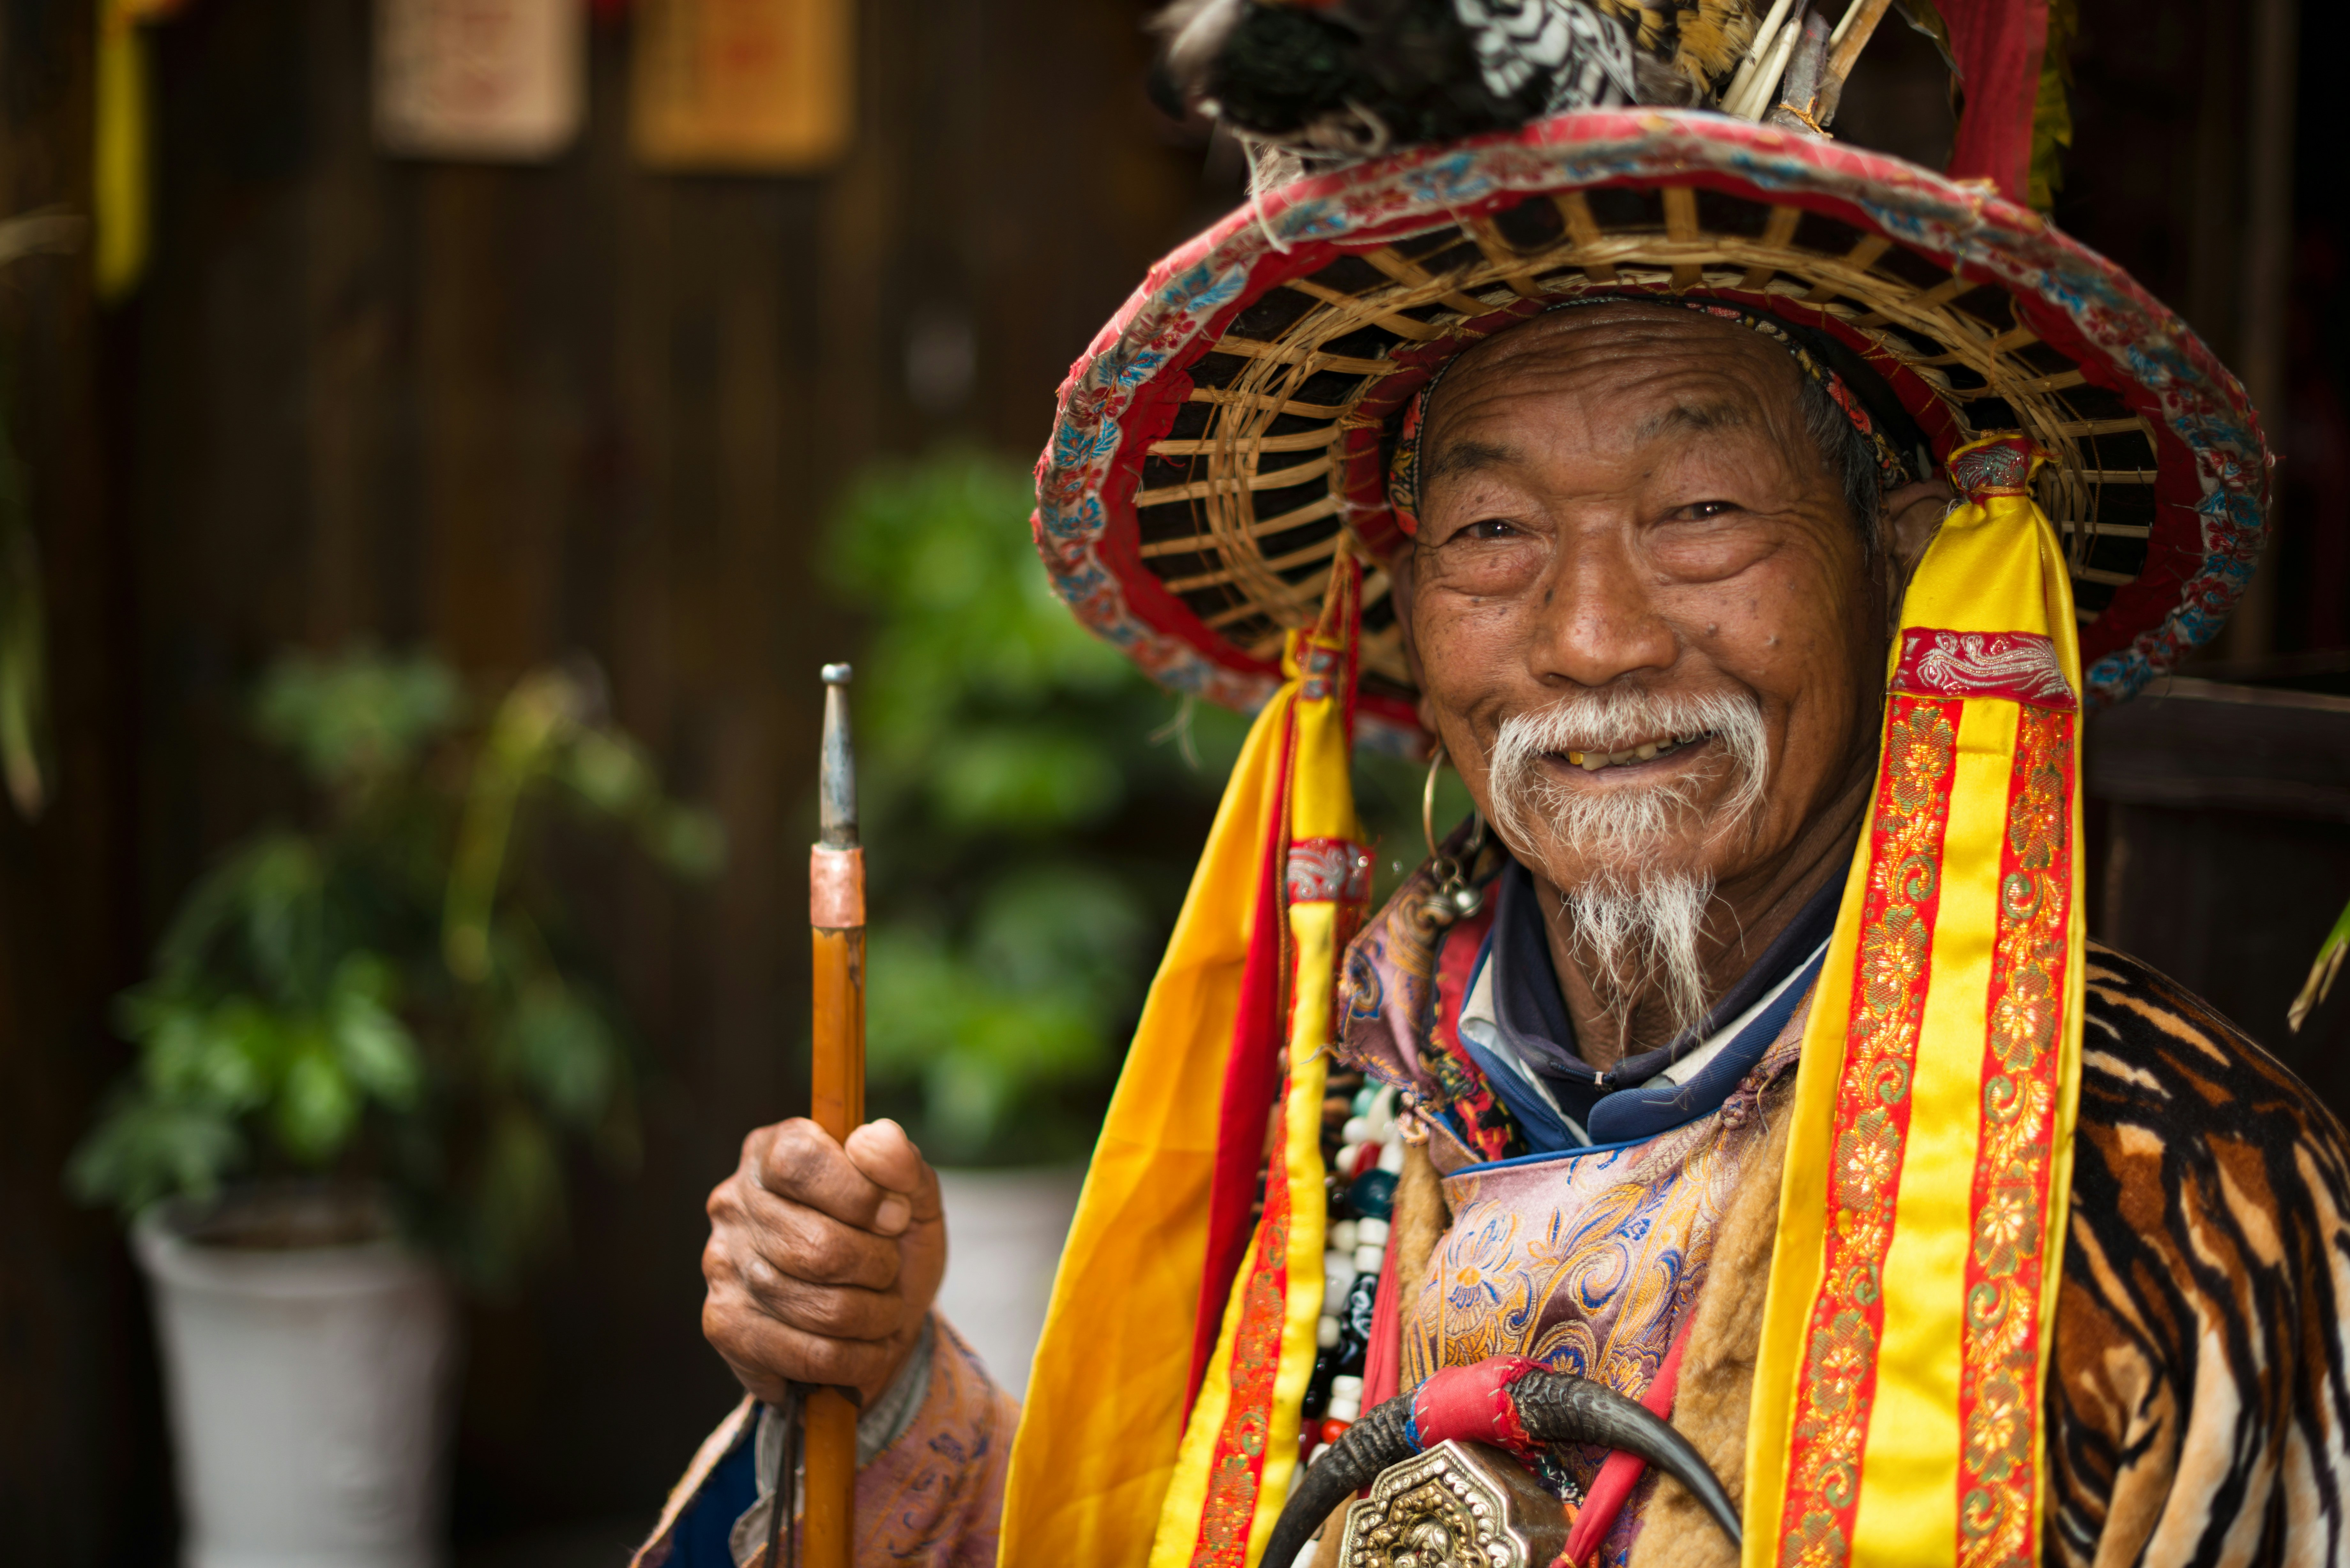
<box><xmin>1321</xmin><ymin>1417</ymin><xmax>1352</xmax><ymax>1445</ymax></box>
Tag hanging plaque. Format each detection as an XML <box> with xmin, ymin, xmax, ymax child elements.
<box><xmin>630</xmin><ymin>0</ymin><xmax>853</xmax><ymax>172</ymax></box>
<box><xmin>374</xmin><ymin>0</ymin><xmax>586</xmax><ymax>162</ymax></box>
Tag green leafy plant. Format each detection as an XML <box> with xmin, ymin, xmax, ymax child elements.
<box><xmin>69</xmin><ymin>649</ymin><xmax>723</xmax><ymax>1287</ymax></box>
<box><xmin>2291</xmin><ymin>894</ymin><xmax>2350</xmax><ymax>1034</ymax></box>
<box><xmin>824</xmin><ymin>449</ymin><xmax>1457</xmax><ymax>1165</ymax></box>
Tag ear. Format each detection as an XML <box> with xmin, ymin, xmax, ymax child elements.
<box><xmin>1880</xmin><ymin>477</ymin><xmax>1956</xmax><ymax>614</ymax></box>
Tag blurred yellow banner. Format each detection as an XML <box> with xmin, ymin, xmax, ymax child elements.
<box><xmin>94</xmin><ymin>0</ymin><xmax>186</xmax><ymax>299</ymax></box>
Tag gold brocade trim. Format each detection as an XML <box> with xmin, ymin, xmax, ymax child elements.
<box><xmin>1956</xmin><ymin>705</ymin><xmax>2076</xmax><ymax>1567</ymax></box>
<box><xmin>1777</xmin><ymin>697</ymin><xmax>1962</xmax><ymax>1568</ymax></box>
<box><xmin>1193</xmin><ymin>1129</ymin><xmax>1292</xmax><ymax>1564</ymax></box>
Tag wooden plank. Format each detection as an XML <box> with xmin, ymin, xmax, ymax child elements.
<box><xmin>2084</xmin><ymin>678</ymin><xmax>2350</xmax><ymax>820</ymax></box>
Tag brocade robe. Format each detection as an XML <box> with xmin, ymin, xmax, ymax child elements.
<box><xmin>635</xmin><ymin>856</ymin><xmax>2350</xmax><ymax>1568</ymax></box>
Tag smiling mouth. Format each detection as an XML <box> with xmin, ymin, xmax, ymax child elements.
<box><xmin>1556</xmin><ymin>731</ymin><xmax>1715</xmax><ymax>773</ymax></box>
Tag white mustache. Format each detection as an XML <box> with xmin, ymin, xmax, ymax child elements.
<box><xmin>1484</xmin><ymin>687</ymin><xmax>1770</xmax><ymax>858</ymax></box>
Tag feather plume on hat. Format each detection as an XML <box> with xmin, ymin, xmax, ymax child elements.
<box><xmin>1149</xmin><ymin>0</ymin><xmax>1970</xmax><ymax>187</ymax></box>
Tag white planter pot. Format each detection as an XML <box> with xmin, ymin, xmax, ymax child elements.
<box><xmin>133</xmin><ymin>1189</ymin><xmax>457</xmax><ymax>1568</ymax></box>
<box><xmin>932</xmin><ymin>1166</ymin><xmax>1085</xmax><ymax>1399</ymax></box>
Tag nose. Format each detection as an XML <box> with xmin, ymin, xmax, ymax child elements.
<box><xmin>1526</xmin><ymin>523</ymin><xmax>1678</xmax><ymax>690</ymax></box>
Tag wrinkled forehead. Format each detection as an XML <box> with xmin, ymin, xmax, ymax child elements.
<box><xmin>1420</xmin><ymin>304</ymin><xmax>1808</xmax><ymax>458</ymax></box>
<box><xmin>1383</xmin><ymin>295</ymin><xmax>1921</xmax><ymax>537</ymax></box>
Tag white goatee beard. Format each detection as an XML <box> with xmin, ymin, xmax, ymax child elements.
<box><xmin>1483</xmin><ymin>688</ymin><xmax>1770</xmax><ymax>1044</ymax></box>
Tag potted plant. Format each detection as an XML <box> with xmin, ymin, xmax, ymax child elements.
<box><xmin>70</xmin><ymin>649</ymin><xmax>721</xmax><ymax>1568</ymax></box>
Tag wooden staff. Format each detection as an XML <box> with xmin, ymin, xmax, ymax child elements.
<box><xmin>803</xmin><ymin>661</ymin><xmax>865</xmax><ymax>1568</ymax></box>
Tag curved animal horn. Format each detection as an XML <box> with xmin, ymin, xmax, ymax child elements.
<box><xmin>1261</xmin><ymin>1372</ymin><xmax>1741</xmax><ymax>1567</ymax></box>
<box><xmin>1261</xmin><ymin>1395</ymin><xmax>1416</xmax><ymax>1568</ymax></box>
<box><xmin>1513</xmin><ymin>1372</ymin><xmax>1741</xmax><ymax>1546</ymax></box>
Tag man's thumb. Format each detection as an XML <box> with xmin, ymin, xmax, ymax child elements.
<box><xmin>844</xmin><ymin>1119</ymin><xmax>940</xmax><ymax>1225</ymax></box>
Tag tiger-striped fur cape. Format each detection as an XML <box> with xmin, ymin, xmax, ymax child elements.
<box><xmin>2047</xmin><ymin>942</ymin><xmax>2350</xmax><ymax>1565</ymax></box>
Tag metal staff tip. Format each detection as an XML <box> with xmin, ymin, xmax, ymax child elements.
<box><xmin>819</xmin><ymin>665</ymin><xmax>856</xmax><ymax>850</ymax></box>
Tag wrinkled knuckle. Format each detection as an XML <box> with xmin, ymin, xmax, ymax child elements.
<box><xmin>762</xmin><ymin>1122</ymin><xmax>833</xmax><ymax>1190</ymax></box>
<box><xmin>741</xmin><ymin>1252</ymin><xmax>787</xmax><ymax>1299</ymax></box>
<box><xmin>772</xmin><ymin>1118</ymin><xmax>824</xmax><ymax>1158</ymax></box>
<box><xmin>804</xmin><ymin>1230</ymin><xmax>864</xmax><ymax>1282</ymax></box>
<box><xmin>804</xmin><ymin>1290</ymin><xmax>869</xmax><ymax>1338</ymax></box>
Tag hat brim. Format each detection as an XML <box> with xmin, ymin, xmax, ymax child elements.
<box><xmin>1032</xmin><ymin>110</ymin><xmax>2270</xmax><ymax>748</ymax></box>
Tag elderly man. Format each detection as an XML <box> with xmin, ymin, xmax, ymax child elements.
<box><xmin>636</xmin><ymin>14</ymin><xmax>2346</xmax><ymax>1568</ymax></box>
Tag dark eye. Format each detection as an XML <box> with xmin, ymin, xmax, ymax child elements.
<box><xmin>1465</xmin><ymin>518</ymin><xmax>1520</xmax><ymax>540</ymax></box>
<box><xmin>1674</xmin><ymin>501</ymin><xmax>1737</xmax><ymax>521</ymax></box>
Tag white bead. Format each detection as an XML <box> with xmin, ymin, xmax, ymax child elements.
<box><xmin>1326</xmin><ymin>1395</ymin><xmax>1361</xmax><ymax>1421</ymax></box>
<box><xmin>1353</xmin><ymin>1243</ymin><xmax>1385</xmax><ymax>1274</ymax></box>
<box><xmin>1342</xmin><ymin>1116</ymin><xmax>1372</xmax><ymax>1145</ymax></box>
<box><xmin>1329</xmin><ymin>1220</ymin><xmax>1359</xmax><ymax>1255</ymax></box>
<box><xmin>1356</xmin><ymin>1217</ymin><xmax>1390</xmax><ymax>1247</ymax></box>
<box><xmin>1333</xmin><ymin>1142</ymin><xmax>1362</xmax><ymax>1176</ymax></box>
<box><xmin>1367</xmin><ymin>1093</ymin><xmax>1396</xmax><ymax>1142</ymax></box>
<box><xmin>1323</xmin><ymin>1254</ymin><xmax>1356</xmax><ymax>1299</ymax></box>
<box><xmin>1330</xmin><ymin>1375</ymin><xmax>1364</xmax><ymax>1401</ymax></box>
<box><xmin>1317</xmin><ymin>1315</ymin><xmax>1341</xmax><ymax>1348</ymax></box>
<box><xmin>1377</xmin><ymin>1140</ymin><xmax>1405</xmax><ymax>1173</ymax></box>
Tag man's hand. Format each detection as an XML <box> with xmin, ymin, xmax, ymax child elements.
<box><xmin>701</xmin><ymin>1117</ymin><xmax>945</xmax><ymax>1407</ymax></box>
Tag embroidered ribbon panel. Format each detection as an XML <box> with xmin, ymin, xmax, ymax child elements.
<box><xmin>1958</xmin><ymin>702</ymin><xmax>2075</xmax><ymax>1567</ymax></box>
<box><xmin>1746</xmin><ymin>434</ymin><xmax>2085</xmax><ymax>1568</ymax></box>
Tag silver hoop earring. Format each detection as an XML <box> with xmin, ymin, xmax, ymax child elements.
<box><xmin>1419</xmin><ymin>743</ymin><xmax>1486</xmax><ymax>929</ymax></box>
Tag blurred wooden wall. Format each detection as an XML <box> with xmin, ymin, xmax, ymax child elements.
<box><xmin>3</xmin><ymin>0</ymin><xmax>1208</xmax><ymax>1555</ymax></box>
<box><xmin>0</xmin><ymin>0</ymin><xmax>163</xmax><ymax>1559</ymax></box>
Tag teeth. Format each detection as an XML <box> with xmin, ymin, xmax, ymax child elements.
<box><xmin>1557</xmin><ymin>731</ymin><xmax>1711</xmax><ymax>773</ymax></box>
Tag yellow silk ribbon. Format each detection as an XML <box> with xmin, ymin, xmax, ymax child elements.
<box><xmin>1745</xmin><ymin>435</ymin><xmax>2085</xmax><ymax>1568</ymax></box>
<box><xmin>1003</xmin><ymin>605</ymin><xmax>1364</xmax><ymax>1568</ymax></box>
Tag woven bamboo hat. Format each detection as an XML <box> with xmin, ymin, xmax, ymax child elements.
<box><xmin>1032</xmin><ymin>104</ymin><xmax>2270</xmax><ymax>748</ymax></box>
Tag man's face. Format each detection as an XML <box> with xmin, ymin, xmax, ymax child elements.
<box><xmin>1406</xmin><ymin>305</ymin><xmax>1886</xmax><ymax>901</ymax></box>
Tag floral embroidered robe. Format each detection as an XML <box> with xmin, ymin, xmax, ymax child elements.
<box><xmin>636</xmin><ymin>856</ymin><xmax>2350</xmax><ymax>1568</ymax></box>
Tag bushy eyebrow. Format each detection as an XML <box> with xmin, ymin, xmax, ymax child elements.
<box><xmin>1636</xmin><ymin>400</ymin><xmax>1751</xmax><ymax>440</ymax></box>
<box><xmin>1424</xmin><ymin>437</ymin><xmax>1519</xmax><ymax>484</ymax></box>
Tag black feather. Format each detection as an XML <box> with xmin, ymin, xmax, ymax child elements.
<box><xmin>1207</xmin><ymin>5</ymin><xmax>1377</xmax><ymax>135</ymax></box>
<box><xmin>1159</xmin><ymin>0</ymin><xmax>1641</xmax><ymax>161</ymax></box>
